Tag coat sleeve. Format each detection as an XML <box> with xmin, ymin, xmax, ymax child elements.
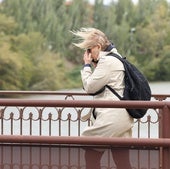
<box><xmin>81</xmin><ymin>56</ymin><xmax>123</xmax><ymax>94</ymax></box>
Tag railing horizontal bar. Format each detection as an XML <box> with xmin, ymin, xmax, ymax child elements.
<box><xmin>0</xmin><ymin>99</ymin><xmax>169</xmax><ymax>108</ymax></box>
<box><xmin>0</xmin><ymin>90</ymin><xmax>88</xmax><ymax>96</ymax></box>
<box><xmin>0</xmin><ymin>135</ymin><xmax>169</xmax><ymax>148</ymax></box>
<box><xmin>0</xmin><ymin>90</ymin><xmax>170</xmax><ymax>97</ymax></box>
<box><xmin>152</xmin><ymin>94</ymin><xmax>170</xmax><ymax>97</ymax></box>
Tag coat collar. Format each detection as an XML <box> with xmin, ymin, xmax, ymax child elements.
<box><xmin>98</xmin><ymin>48</ymin><xmax>120</xmax><ymax>59</ymax></box>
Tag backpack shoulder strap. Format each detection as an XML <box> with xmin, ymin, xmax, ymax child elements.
<box><xmin>105</xmin><ymin>85</ymin><xmax>122</xmax><ymax>100</ymax></box>
<box><xmin>89</xmin><ymin>86</ymin><xmax>105</xmax><ymax>96</ymax></box>
<box><xmin>90</xmin><ymin>52</ymin><xmax>125</xmax><ymax>97</ymax></box>
<box><xmin>105</xmin><ymin>52</ymin><xmax>125</xmax><ymax>100</ymax></box>
<box><xmin>107</xmin><ymin>52</ymin><xmax>126</xmax><ymax>62</ymax></box>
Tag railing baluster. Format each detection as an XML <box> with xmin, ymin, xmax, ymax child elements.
<box><xmin>148</xmin><ymin>115</ymin><xmax>151</xmax><ymax>138</ymax></box>
<box><xmin>49</xmin><ymin>113</ymin><xmax>52</xmax><ymax>136</ymax></box>
<box><xmin>10</xmin><ymin>112</ymin><xmax>13</xmax><ymax>135</ymax></box>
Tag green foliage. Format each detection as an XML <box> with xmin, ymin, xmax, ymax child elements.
<box><xmin>115</xmin><ymin>0</ymin><xmax>134</xmax><ymax>25</ymax></box>
<box><xmin>29</xmin><ymin>51</ymin><xmax>70</xmax><ymax>90</ymax></box>
<box><xmin>67</xmin><ymin>65</ymin><xmax>82</xmax><ymax>88</ymax></box>
<box><xmin>0</xmin><ymin>12</ymin><xmax>69</xmax><ymax>90</ymax></box>
<box><xmin>0</xmin><ymin>14</ymin><xmax>17</xmax><ymax>33</ymax></box>
<box><xmin>0</xmin><ymin>0</ymin><xmax>170</xmax><ymax>91</ymax></box>
<box><xmin>0</xmin><ymin>42</ymin><xmax>22</xmax><ymax>90</ymax></box>
<box><xmin>11</xmin><ymin>32</ymin><xmax>45</xmax><ymax>57</ymax></box>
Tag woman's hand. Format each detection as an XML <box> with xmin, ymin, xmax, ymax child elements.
<box><xmin>83</xmin><ymin>50</ymin><xmax>92</xmax><ymax>64</ymax></box>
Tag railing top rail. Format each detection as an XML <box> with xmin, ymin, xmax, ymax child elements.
<box><xmin>0</xmin><ymin>90</ymin><xmax>170</xmax><ymax>97</ymax></box>
<box><xmin>0</xmin><ymin>135</ymin><xmax>170</xmax><ymax>148</ymax></box>
<box><xmin>0</xmin><ymin>99</ymin><xmax>169</xmax><ymax>108</ymax></box>
<box><xmin>0</xmin><ymin>90</ymin><xmax>88</xmax><ymax>96</ymax></box>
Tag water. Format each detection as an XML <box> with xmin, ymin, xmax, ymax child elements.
<box><xmin>150</xmin><ymin>81</ymin><xmax>170</xmax><ymax>95</ymax></box>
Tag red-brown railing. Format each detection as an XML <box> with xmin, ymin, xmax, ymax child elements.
<box><xmin>0</xmin><ymin>91</ymin><xmax>170</xmax><ymax>169</ymax></box>
<box><xmin>0</xmin><ymin>91</ymin><xmax>169</xmax><ymax>138</ymax></box>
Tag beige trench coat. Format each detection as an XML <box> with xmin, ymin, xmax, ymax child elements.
<box><xmin>81</xmin><ymin>48</ymin><xmax>134</xmax><ymax>138</ymax></box>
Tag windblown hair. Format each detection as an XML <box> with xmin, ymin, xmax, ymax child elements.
<box><xmin>71</xmin><ymin>28</ymin><xmax>110</xmax><ymax>50</ymax></box>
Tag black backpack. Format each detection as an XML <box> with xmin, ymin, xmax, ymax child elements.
<box><xmin>106</xmin><ymin>52</ymin><xmax>151</xmax><ymax>119</ymax></box>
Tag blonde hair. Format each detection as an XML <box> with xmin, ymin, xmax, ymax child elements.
<box><xmin>71</xmin><ymin>27</ymin><xmax>110</xmax><ymax>50</ymax></box>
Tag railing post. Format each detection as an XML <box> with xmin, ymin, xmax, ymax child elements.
<box><xmin>159</xmin><ymin>105</ymin><xmax>170</xmax><ymax>169</ymax></box>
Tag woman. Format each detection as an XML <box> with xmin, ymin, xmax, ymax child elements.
<box><xmin>72</xmin><ymin>28</ymin><xmax>133</xmax><ymax>169</ymax></box>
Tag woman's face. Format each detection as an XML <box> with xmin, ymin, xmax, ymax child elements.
<box><xmin>88</xmin><ymin>45</ymin><xmax>101</xmax><ymax>61</ymax></box>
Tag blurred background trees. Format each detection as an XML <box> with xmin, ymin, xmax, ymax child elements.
<box><xmin>0</xmin><ymin>0</ymin><xmax>169</xmax><ymax>90</ymax></box>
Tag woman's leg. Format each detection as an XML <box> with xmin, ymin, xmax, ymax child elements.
<box><xmin>111</xmin><ymin>148</ymin><xmax>132</xmax><ymax>169</ymax></box>
<box><xmin>85</xmin><ymin>149</ymin><xmax>104</xmax><ymax>169</ymax></box>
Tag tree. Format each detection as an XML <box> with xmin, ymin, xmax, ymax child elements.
<box><xmin>0</xmin><ymin>13</ymin><xmax>23</xmax><ymax>90</ymax></box>
<box><xmin>134</xmin><ymin>0</ymin><xmax>170</xmax><ymax>80</ymax></box>
<box><xmin>0</xmin><ymin>42</ymin><xmax>23</xmax><ymax>90</ymax></box>
<box><xmin>1</xmin><ymin>0</ymin><xmax>170</xmax><ymax>86</ymax></box>
<box><xmin>115</xmin><ymin>0</ymin><xmax>134</xmax><ymax>25</ymax></box>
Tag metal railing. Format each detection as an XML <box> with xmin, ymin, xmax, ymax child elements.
<box><xmin>0</xmin><ymin>91</ymin><xmax>170</xmax><ymax>169</ymax></box>
<box><xmin>0</xmin><ymin>91</ymin><xmax>169</xmax><ymax>138</ymax></box>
